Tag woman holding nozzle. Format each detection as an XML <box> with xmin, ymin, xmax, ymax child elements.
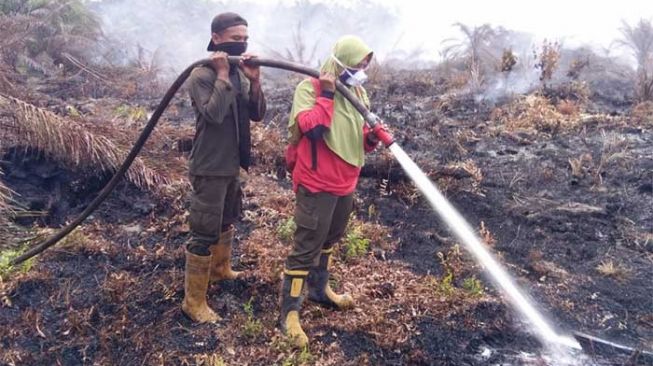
<box><xmin>279</xmin><ymin>35</ymin><xmax>394</xmax><ymax>348</ymax></box>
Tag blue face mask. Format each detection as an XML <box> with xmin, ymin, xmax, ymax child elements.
<box><xmin>331</xmin><ymin>55</ymin><xmax>368</xmax><ymax>86</ymax></box>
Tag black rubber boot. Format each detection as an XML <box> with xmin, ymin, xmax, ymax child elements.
<box><xmin>307</xmin><ymin>248</ymin><xmax>354</xmax><ymax>309</ymax></box>
<box><xmin>279</xmin><ymin>270</ymin><xmax>309</xmax><ymax>348</ymax></box>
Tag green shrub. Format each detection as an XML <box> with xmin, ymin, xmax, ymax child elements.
<box><xmin>344</xmin><ymin>229</ymin><xmax>370</xmax><ymax>258</ymax></box>
<box><xmin>437</xmin><ymin>271</ymin><xmax>455</xmax><ymax>296</ymax></box>
<box><xmin>0</xmin><ymin>246</ymin><xmax>34</xmax><ymax>280</ymax></box>
<box><xmin>242</xmin><ymin>297</ymin><xmax>263</xmax><ymax>339</ymax></box>
<box><xmin>276</xmin><ymin>217</ymin><xmax>296</xmax><ymax>243</ymax></box>
<box><xmin>114</xmin><ymin>104</ymin><xmax>148</xmax><ymax>123</ymax></box>
<box><xmin>281</xmin><ymin>346</ymin><xmax>313</xmax><ymax>366</ymax></box>
<box><xmin>462</xmin><ymin>276</ymin><xmax>484</xmax><ymax>297</ymax></box>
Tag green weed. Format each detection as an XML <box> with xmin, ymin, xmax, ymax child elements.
<box><xmin>114</xmin><ymin>104</ymin><xmax>148</xmax><ymax>123</ymax></box>
<box><xmin>281</xmin><ymin>346</ymin><xmax>314</xmax><ymax>366</ymax></box>
<box><xmin>242</xmin><ymin>297</ymin><xmax>263</xmax><ymax>339</ymax></box>
<box><xmin>462</xmin><ymin>276</ymin><xmax>484</xmax><ymax>297</ymax></box>
<box><xmin>437</xmin><ymin>271</ymin><xmax>455</xmax><ymax>296</ymax></box>
<box><xmin>276</xmin><ymin>217</ymin><xmax>296</xmax><ymax>243</ymax></box>
<box><xmin>344</xmin><ymin>228</ymin><xmax>370</xmax><ymax>258</ymax></box>
<box><xmin>0</xmin><ymin>245</ymin><xmax>34</xmax><ymax>280</ymax></box>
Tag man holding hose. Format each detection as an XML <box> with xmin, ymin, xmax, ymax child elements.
<box><xmin>280</xmin><ymin>35</ymin><xmax>393</xmax><ymax>347</ymax></box>
<box><xmin>183</xmin><ymin>12</ymin><xmax>266</xmax><ymax>323</ymax></box>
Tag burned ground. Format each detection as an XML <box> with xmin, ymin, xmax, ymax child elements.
<box><xmin>1</xmin><ymin>67</ymin><xmax>652</xmax><ymax>366</ymax></box>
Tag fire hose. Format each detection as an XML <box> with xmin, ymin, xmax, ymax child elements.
<box><xmin>10</xmin><ymin>56</ymin><xmax>387</xmax><ymax>266</ymax></box>
<box><xmin>8</xmin><ymin>57</ymin><xmax>653</xmax><ymax>363</ymax></box>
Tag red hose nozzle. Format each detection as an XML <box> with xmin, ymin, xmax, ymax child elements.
<box><xmin>373</xmin><ymin>123</ymin><xmax>394</xmax><ymax>147</ymax></box>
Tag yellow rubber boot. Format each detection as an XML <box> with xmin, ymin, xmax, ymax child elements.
<box><xmin>209</xmin><ymin>228</ymin><xmax>242</xmax><ymax>282</ymax></box>
<box><xmin>307</xmin><ymin>248</ymin><xmax>354</xmax><ymax>309</ymax></box>
<box><xmin>182</xmin><ymin>249</ymin><xmax>220</xmax><ymax>323</ymax></box>
<box><xmin>279</xmin><ymin>270</ymin><xmax>309</xmax><ymax>348</ymax></box>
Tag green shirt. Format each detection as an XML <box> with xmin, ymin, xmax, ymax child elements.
<box><xmin>188</xmin><ymin>66</ymin><xmax>266</xmax><ymax>176</ymax></box>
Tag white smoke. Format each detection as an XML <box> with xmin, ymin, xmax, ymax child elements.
<box><xmin>86</xmin><ymin>0</ymin><xmax>645</xmax><ymax>104</ymax></box>
<box><xmin>90</xmin><ymin>0</ymin><xmax>403</xmax><ymax>75</ymax></box>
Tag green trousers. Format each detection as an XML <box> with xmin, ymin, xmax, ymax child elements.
<box><xmin>285</xmin><ymin>186</ymin><xmax>354</xmax><ymax>270</ymax></box>
<box><xmin>187</xmin><ymin>175</ymin><xmax>242</xmax><ymax>256</ymax></box>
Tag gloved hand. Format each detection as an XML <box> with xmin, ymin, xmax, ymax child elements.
<box><xmin>372</xmin><ymin>123</ymin><xmax>394</xmax><ymax>147</ymax></box>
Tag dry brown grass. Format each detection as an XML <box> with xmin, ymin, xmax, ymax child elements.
<box><xmin>535</xmin><ymin>40</ymin><xmax>561</xmax><ymax>86</ymax></box>
<box><xmin>439</xmin><ymin>159</ymin><xmax>484</xmax><ymax>195</ymax></box>
<box><xmin>491</xmin><ymin>95</ymin><xmax>581</xmax><ymax>133</ymax></box>
<box><xmin>566</xmin><ymin>131</ymin><xmax>631</xmax><ymax>186</ymax></box>
<box><xmin>528</xmin><ymin>249</ymin><xmax>569</xmax><ymax>281</ymax></box>
<box><xmin>460</xmin><ymin>159</ymin><xmax>483</xmax><ymax>184</ymax></box>
<box><xmin>596</xmin><ymin>259</ymin><xmax>630</xmax><ymax>280</ymax></box>
<box><xmin>444</xmin><ymin>72</ymin><xmax>471</xmax><ymax>91</ymax></box>
<box><xmin>594</xmin><ymin>131</ymin><xmax>631</xmax><ymax>185</ymax></box>
<box><xmin>250</xmin><ymin>117</ymin><xmax>285</xmax><ymax>172</ymax></box>
<box><xmin>631</xmin><ymin>101</ymin><xmax>653</xmax><ymax>126</ymax></box>
<box><xmin>393</xmin><ymin>181</ymin><xmax>421</xmax><ymax>205</ymax></box>
<box><xmin>568</xmin><ymin>153</ymin><xmax>593</xmax><ymax>179</ymax></box>
<box><xmin>556</xmin><ymin>99</ymin><xmax>581</xmax><ymax>116</ymax></box>
<box><xmin>479</xmin><ymin>221</ymin><xmax>496</xmax><ymax>247</ymax></box>
<box><xmin>0</xmin><ymin>94</ymin><xmax>167</xmax><ymax>190</ymax></box>
<box><xmin>557</xmin><ymin>80</ymin><xmax>591</xmax><ymax>106</ymax></box>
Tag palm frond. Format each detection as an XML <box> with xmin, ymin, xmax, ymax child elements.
<box><xmin>0</xmin><ymin>170</ymin><xmax>14</xmax><ymax>214</ymax></box>
<box><xmin>0</xmin><ymin>168</ymin><xmax>18</xmax><ymax>244</ymax></box>
<box><xmin>15</xmin><ymin>54</ymin><xmax>51</xmax><ymax>76</ymax></box>
<box><xmin>0</xmin><ymin>94</ymin><xmax>168</xmax><ymax>190</ymax></box>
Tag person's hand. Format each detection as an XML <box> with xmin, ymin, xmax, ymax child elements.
<box><xmin>319</xmin><ymin>71</ymin><xmax>336</xmax><ymax>93</ymax></box>
<box><xmin>367</xmin><ymin>131</ymin><xmax>379</xmax><ymax>145</ymax></box>
<box><xmin>239</xmin><ymin>53</ymin><xmax>260</xmax><ymax>83</ymax></box>
<box><xmin>211</xmin><ymin>51</ymin><xmax>230</xmax><ymax>79</ymax></box>
<box><xmin>372</xmin><ymin>123</ymin><xmax>394</xmax><ymax>147</ymax></box>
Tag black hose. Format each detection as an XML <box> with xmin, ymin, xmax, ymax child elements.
<box><xmin>10</xmin><ymin>56</ymin><xmax>379</xmax><ymax>266</ymax></box>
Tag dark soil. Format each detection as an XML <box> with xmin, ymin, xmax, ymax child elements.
<box><xmin>1</xmin><ymin>71</ymin><xmax>652</xmax><ymax>366</ymax></box>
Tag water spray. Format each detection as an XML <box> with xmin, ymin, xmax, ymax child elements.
<box><xmin>387</xmin><ymin>143</ymin><xmax>580</xmax><ymax>350</ymax></box>
<box><xmin>9</xmin><ymin>56</ymin><xmax>651</xmax><ymax>363</ymax></box>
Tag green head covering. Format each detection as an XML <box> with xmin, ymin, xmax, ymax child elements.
<box><xmin>288</xmin><ymin>35</ymin><xmax>373</xmax><ymax>167</ymax></box>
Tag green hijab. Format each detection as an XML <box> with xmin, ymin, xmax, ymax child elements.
<box><xmin>288</xmin><ymin>35</ymin><xmax>373</xmax><ymax>167</ymax></box>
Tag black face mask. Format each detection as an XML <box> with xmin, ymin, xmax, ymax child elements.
<box><xmin>214</xmin><ymin>41</ymin><xmax>248</xmax><ymax>56</ymax></box>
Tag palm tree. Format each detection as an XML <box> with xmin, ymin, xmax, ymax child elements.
<box><xmin>616</xmin><ymin>19</ymin><xmax>653</xmax><ymax>101</ymax></box>
<box><xmin>264</xmin><ymin>21</ymin><xmax>321</xmax><ymax>66</ymax></box>
<box><xmin>442</xmin><ymin>23</ymin><xmax>497</xmax><ymax>91</ymax></box>
<box><xmin>0</xmin><ymin>0</ymin><xmax>100</xmax><ymax>77</ymax></box>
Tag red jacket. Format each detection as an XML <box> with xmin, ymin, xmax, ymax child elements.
<box><xmin>289</xmin><ymin>79</ymin><xmax>377</xmax><ymax>196</ymax></box>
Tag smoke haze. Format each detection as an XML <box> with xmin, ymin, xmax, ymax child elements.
<box><xmin>87</xmin><ymin>0</ymin><xmax>650</xmax><ymax>103</ymax></box>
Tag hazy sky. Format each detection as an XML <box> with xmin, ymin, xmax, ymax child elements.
<box><xmin>256</xmin><ymin>0</ymin><xmax>653</xmax><ymax>62</ymax></box>
<box><xmin>95</xmin><ymin>0</ymin><xmax>653</xmax><ymax>71</ymax></box>
<box><xmin>383</xmin><ymin>0</ymin><xmax>653</xmax><ymax>57</ymax></box>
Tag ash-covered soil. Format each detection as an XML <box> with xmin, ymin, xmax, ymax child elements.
<box><xmin>1</xmin><ymin>71</ymin><xmax>652</xmax><ymax>366</ymax></box>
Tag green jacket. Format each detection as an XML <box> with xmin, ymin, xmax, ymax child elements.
<box><xmin>288</xmin><ymin>35</ymin><xmax>372</xmax><ymax>167</ymax></box>
<box><xmin>188</xmin><ymin>66</ymin><xmax>266</xmax><ymax>176</ymax></box>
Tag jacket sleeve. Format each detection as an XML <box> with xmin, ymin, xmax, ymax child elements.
<box><xmin>296</xmin><ymin>92</ymin><xmax>335</xmax><ymax>140</ymax></box>
<box><xmin>189</xmin><ymin>70</ymin><xmax>237</xmax><ymax>125</ymax></box>
<box><xmin>248</xmin><ymin>83</ymin><xmax>266</xmax><ymax>122</ymax></box>
<box><xmin>363</xmin><ymin>124</ymin><xmax>379</xmax><ymax>152</ymax></box>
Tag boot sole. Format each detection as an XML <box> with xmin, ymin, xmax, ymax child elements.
<box><xmin>181</xmin><ymin>306</ymin><xmax>221</xmax><ymax>323</ymax></box>
<box><xmin>306</xmin><ymin>295</ymin><xmax>354</xmax><ymax>310</ymax></box>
